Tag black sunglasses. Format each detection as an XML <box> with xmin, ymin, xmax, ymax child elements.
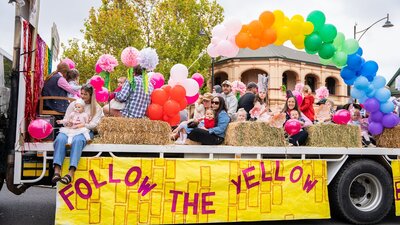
<box><xmin>211</xmin><ymin>101</ymin><xmax>220</xmax><ymax>105</ymax></box>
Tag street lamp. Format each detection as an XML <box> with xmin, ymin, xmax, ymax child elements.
<box><xmin>354</xmin><ymin>13</ymin><xmax>394</xmax><ymax>41</ymax></box>
<box><xmin>199</xmin><ymin>28</ymin><xmax>215</xmax><ymax>88</ymax></box>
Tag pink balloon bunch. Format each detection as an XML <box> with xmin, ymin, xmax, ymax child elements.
<box><xmin>332</xmin><ymin>109</ymin><xmax>351</xmax><ymax>125</ymax></box>
<box><xmin>191</xmin><ymin>73</ymin><xmax>204</xmax><ymax>88</ymax></box>
<box><xmin>61</xmin><ymin>58</ymin><xmax>75</xmax><ymax>69</ymax></box>
<box><xmin>150</xmin><ymin>73</ymin><xmax>165</xmax><ymax>89</ymax></box>
<box><xmin>95</xmin><ymin>87</ymin><xmax>109</xmax><ymax>103</ymax></box>
<box><xmin>207</xmin><ymin>18</ymin><xmax>242</xmax><ymax>58</ymax></box>
<box><xmin>121</xmin><ymin>47</ymin><xmax>140</xmax><ymax>67</ymax></box>
<box><xmin>292</xmin><ymin>91</ymin><xmax>303</xmax><ymax>106</ymax></box>
<box><xmin>168</xmin><ymin>64</ymin><xmax>200</xmax><ymax>103</ymax></box>
<box><xmin>28</xmin><ymin>119</ymin><xmax>53</xmax><ymax>139</ymax></box>
<box><xmin>89</xmin><ymin>75</ymin><xmax>109</xmax><ymax>103</ymax></box>
<box><xmin>89</xmin><ymin>75</ymin><xmax>105</xmax><ymax>90</ymax></box>
<box><xmin>284</xmin><ymin>119</ymin><xmax>301</xmax><ymax>136</ymax></box>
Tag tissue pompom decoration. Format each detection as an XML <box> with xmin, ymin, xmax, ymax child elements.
<box><xmin>61</xmin><ymin>58</ymin><xmax>75</xmax><ymax>69</ymax></box>
<box><xmin>232</xmin><ymin>81</ymin><xmax>246</xmax><ymax>96</ymax></box>
<box><xmin>121</xmin><ymin>47</ymin><xmax>140</xmax><ymax>67</ymax></box>
<box><xmin>294</xmin><ymin>83</ymin><xmax>304</xmax><ymax>93</ymax></box>
<box><xmin>97</xmin><ymin>54</ymin><xmax>118</xmax><ymax>73</ymax></box>
<box><xmin>139</xmin><ymin>48</ymin><xmax>159</xmax><ymax>71</ymax></box>
<box><xmin>315</xmin><ymin>86</ymin><xmax>329</xmax><ymax>100</ymax></box>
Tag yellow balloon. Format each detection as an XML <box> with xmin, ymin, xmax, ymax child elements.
<box><xmin>273</xmin><ymin>10</ymin><xmax>285</xmax><ymax>23</ymax></box>
<box><xmin>291</xmin><ymin>14</ymin><xmax>304</xmax><ymax>23</ymax></box>
<box><xmin>289</xmin><ymin>20</ymin><xmax>303</xmax><ymax>35</ymax></box>
<box><xmin>302</xmin><ymin>21</ymin><xmax>314</xmax><ymax>35</ymax></box>
<box><xmin>291</xmin><ymin>34</ymin><xmax>305</xmax><ymax>46</ymax></box>
<box><xmin>274</xmin><ymin>38</ymin><xmax>285</xmax><ymax>46</ymax></box>
<box><xmin>294</xmin><ymin>42</ymin><xmax>305</xmax><ymax>50</ymax></box>
<box><xmin>277</xmin><ymin>26</ymin><xmax>291</xmax><ymax>41</ymax></box>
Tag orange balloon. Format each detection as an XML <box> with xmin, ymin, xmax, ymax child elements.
<box><xmin>147</xmin><ymin>104</ymin><xmax>163</xmax><ymax>120</ymax></box>
<box><xmin>168</xmin><ymin>114</ymin><xmax>181</xmax><ymax>126</ymax></box>
<box><xmin>235</xmin><ymin>32</ymin><xmax>250</xmax><ymax>48</ymax></box>
<box><xmin>240</xmin><ymin>24</ymin><xmax>249</xmax><ymax>33</ymax></box>
<box><xmin>259</xmin><ymin>11</ymin><xmax>275</xmax><ymax>28</ymax></box>
<box><xmin>161</xmin><ymin>85</ymin><xmax>171</xmax><ymax>95</ymax></box>
<box><xmin>170</xmin><ymin>85</ymin><xmax>186</xmax><ymax>102</ymax></box>
<box><xmin>249</xmin><ymin>20</ymin><xmax>264</xmax><ymax>38</ymax></box>
<box><xmin>151</xmin><ymin>89</ymin><xmax>168</xmax><ymax>105</ymax></box>
<box><xmin>262</xmin><ymin>28</ymin><xmax>277</xmax><ymax>45</ymax></box>
<box><xmin>178</xmin><ymin>97</ymin><xmax>188</xmax><ymax>110</ymax></box>
<box><xmin>163</xmin><ymin>100</ymin><xmax>180</xmax><ymax>117</ymax></box>
<box><xmin>249</xmin><ymin>38</ymin><xmax>261</xmax><ymax>50</ymax></box>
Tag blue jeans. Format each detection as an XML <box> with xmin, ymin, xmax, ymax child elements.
<box><xmin>53</xmin><ymin>131</ymin><xmax>93</xmax><ymax>170</ymax></box>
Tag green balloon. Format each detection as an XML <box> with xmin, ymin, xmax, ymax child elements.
<box><xmin>304</xmin><ymin>33</ymin><xmax>322</xmax><ymax>52</ymax></box>
<box><xmin>306</xmin><ymin>48</ymin><xmax>318</xmax><ymax>55</ymax></box>
<box><xmin>306</xmin><ymin>10</ymin><xmax>326</xmax><ymax>32</ymax></box>
<box><xmin>342</xmin><ymin>39</ymin><xmax>359</xmax><ymax>55</ymax></box>
<box><xmin>332</xmin><ymin>51</ymin><xmax>347</xmax><ymax>67</ymax></box>
<box><xmin>318</xmin><ymin>43</ymin><xmax>336</xmax><ymax>59</ymax></box>
<box><xmin>333</xmin><ymin>32</ymin><xmax>345</xmax><ymax>50</ymax></box>
<box><xmin>320</xmin><ymin>24</ymin><xmax>337</xmax><ymax>43</ymax></box>
<box><xmin>319</xmin><ymin>57</ymin><xmax>332</xmax><ymax>65</ymax></box>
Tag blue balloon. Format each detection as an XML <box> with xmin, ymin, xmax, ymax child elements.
<box><xmin>372</xmin><ymin>76</ymin><xmax>386</xmax><ymax>89</ymax></box>
<box><xmin>354</xmin><ymin>76</ymin><xmax>370</xmax><ymax>90</ymax></box>
<box><xmin>380</xmin><ymin>101</ymin><xmax>395</xmax><ymax>113</ymax></box>
<box><xmin>340</xmin><ymin>66</ymin><xmax>356</xmax><ymax>80</ymax></box>
<box><xmin>347</xmin><ymin>53</ymin><xmax>363</xmax><ymax>71</ymax></box>
<box><xmin>358</xmin><ymin>95</ymin><xmax>368</xmax><ymax>104</ymax></box>
<box><xmin>356</xmin><ymin>47</ymin><xmax>363</xmax><ymax>56</ymax></box>
<box><xmin>374</xmin><ymin>88</ymin><xmax>391</xmax><ymax>103</ymax></box>
<box><xmin>360</xmin><ymin>60</ymin><xmax>379</xmax><ymax>78</ymax></box>
<box><xmin>366</xmin><ymin>89</ymin><xmax>376</xmax><ymax>98</ymax></box>
<box><xmin>350</xmin><ymin>87</ymin><xmax>366</xmax><ymax>99</ymax></box>
<box><xmin>344</xmin><ymin>77</ymin><xmax>357</xmax><ymax>86</ymax></box>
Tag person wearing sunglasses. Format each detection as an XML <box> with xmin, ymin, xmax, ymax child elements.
<box><xmin>187</xmin><ymin>96</ymin><xmax>230</xmax><ymax>145</ymax></box>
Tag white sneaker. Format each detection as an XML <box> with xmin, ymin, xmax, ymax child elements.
<box><xmin>368</xmin><ymin>143</ymin><xmax>376</xmax><ymax>148</ymax></box>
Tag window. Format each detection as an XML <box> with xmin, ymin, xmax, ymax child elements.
<box><xmin>305</xmin><ymin>75</ymin><xmax>316</xmax><ymax>92</ymax></box>
<box><xmin>326</xmin><ymin>77</ymin><xmax>336</xmax><ymax>95</ymax></box>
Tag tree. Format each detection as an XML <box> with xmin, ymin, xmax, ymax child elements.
<box><xmin>62</xmin><ymin>0</ymin><xmax>223</xmax><ymax>91</ymax></box>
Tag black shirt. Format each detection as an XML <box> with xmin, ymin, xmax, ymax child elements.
<box><xmin>238</xmin><ymin>92</ymin><xmax>255</xmax><ymax>120</ymax></box>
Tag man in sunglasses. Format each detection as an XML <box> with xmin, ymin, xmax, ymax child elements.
<box><xmin>220</xmin><ymin>80</ymin><xmax>238</xmax><ymax>120</ymax></box>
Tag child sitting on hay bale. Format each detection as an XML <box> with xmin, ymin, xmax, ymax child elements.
<box><xmin>236</xmin><ymin>108</ymin><xmax>247</xmax><ymax>122</ymax></box>
<box><xmin>349</xmin><ymin>109</ymin><xmax>375</xmax><ymax>147</ymax></box>
<box><xmin>287</xmin><ymin>109</ymin><xmax>308</xmax><ymax>146</ymax></box>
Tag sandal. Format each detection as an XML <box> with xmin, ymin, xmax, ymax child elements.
<box><xmin>51</xmin><ymin>173</ymin><xmax>61</xmax><ymax>184</ymax></box>
<box><xmin>60</xmin><ymin>174</ymin><xmax>73</xmax><ymax>185</ymax></box>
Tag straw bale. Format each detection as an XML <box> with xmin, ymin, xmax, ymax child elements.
<box><xmin>95</xmin><ymin>117</ymin><xmax>171</xmax><ymax>145</ymax></box>
<box><xmin>306</xmin><ymin>124</ymin><xmax>361</xmax><ymax>148</ymax></box>
<box><xmin>376</xmin><ymin>125</ymin><xmax>400</xmax><ymax>148</ymax></box>
<box><xmin>224</xmin><ymin>121</ymin><xmax>286</xmax><ymax>146</ymax></box>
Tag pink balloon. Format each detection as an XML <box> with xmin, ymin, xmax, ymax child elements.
<box><xmin>90</xmin><ymin>75</ymin><xmax>105</xmax><ymax>90</ymax></box>
<box><xmin>182</xmin><ymin>78</ymin><xmax>199</xmax><ymax>97</ymax></box>
<box><xmin>191</xmin><ymin>73</ymin><xmax>204</xmax><ymax>88</ymax></box>
<box><xmin>150</xmin><ymin>72</ymin><xmax>165</xmax><ymax>89</ymax></box>
<box><xmin>332</xmin><ymin>109</ymin><xmax>351</xmax><ymax>125</ymax></box>
<box><xmin>62</xmin><ymin>58</ymin><xmax>75</xmax><ymax>69</ymax></box>
<box><xmin>186</xmin><ymin>93</ymin><xmax>199</xmax><ymax>105</ymax></box>
<box><xmin>28</xmin><ymin>119</ymin><xmax>53</xmax><ymax>139</ymax></box>
<box><xmin>95</xmin><ymin>63</ymin><xmax>102</xmax><ymax>74</ymax></box>
<box><xmin>292</xmin><ymin>91</ymin><xmax>303</xmax><ymax>106</ymax></box>
<box><xmin>95</xmin><ymin>87</ymin><xmax>109</xmax><ymax>103</ymax></box>
<box><xmin>284</xmin><ymin>119</ymin><xmax>301</xmax><ymax>136</ymax></box>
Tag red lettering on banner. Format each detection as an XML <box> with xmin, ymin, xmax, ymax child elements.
<box><xmin>303</xmin><ymin>174</ymin><xmax>318</xmax><ymax>193</ymax></box>
<box><xmin>138</xmin><ymin>176</ymin><xmax>157</xmax><ymax>196</ymax></box>
<box><xmin>202</xmin><ymin>192</ymin><xmax>216</xmax><ymax>214</ymax></box>
<box><xmin>75</xmin><ymin>178</ymin><xmax>92</xmax><ymax>199</ymax></box>
<box><xmin>290</xmin><ymin>166</ymin><xmax>303</xmax><ymax>183</ymax></box>
<box><xmin>243</xmin><ymin>166</ymin><xmax>259</xmax><ymax>189</ymax></box>
<box><xmin>260</xmin><ymin>161</ymin><xmax>272</xmax><ymax>181</ymax></box>
<box><xmin>169</xmin><ymin>190</ymin><xmax>215</xmax><ymax>215</ymax></box>
<box><xmin>170</xmin><ymin>190</ymin><xmax>183</xmax><ymax>212</ymax></box>
<box><xmin>125</xmin><ymin>166</ymin><xmax>141</xmax><ymax>186</ymax></box>
<box><xmin>274</xmin><ymin>160</ymin><xmax>285</xmax><ymax>181</ymax></box>
<box><xmin>184</xmin><ymin>192</ymin><xmax>199</xmax><ymax>214</ymax></box>
<box><xmin>89</xmin><ymin>169</ymin><xmax>107</xmax><ymax>189</ymax></box>
<box><xmin>395</xmin><ymin>181</ymin><xmax>400</xmax><ymax>200</ymax></box>
<box><xmin>109</xmin><ymin>164</ymin><xmax>121</xmax><ymax>183</ymax></box>
<box><xmin>59</xmin><ymin>184</ymin><xmax>74</xmax><ymax>210</ymax></box>
<box><xmin>231</xmin><ymin>175</ymin><xmax>241</xmax><ymax>194</ymax></box>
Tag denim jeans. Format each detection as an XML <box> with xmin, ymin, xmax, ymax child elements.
<box><xmin>53</xmin><ymin>131</ymin><xmax>94</xmax><ymax>170</ymax></box>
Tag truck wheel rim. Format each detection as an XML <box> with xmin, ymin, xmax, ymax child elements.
<box><xmin>348</xmin><ymin>173</ymin><xmax>383</xmax><ymax>212</ymax></box>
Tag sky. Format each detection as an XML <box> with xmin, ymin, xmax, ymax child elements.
<box><xmin>0</xmin><ymin>0</ymin><xmax>399</xmax><ymax>82</ymax></box>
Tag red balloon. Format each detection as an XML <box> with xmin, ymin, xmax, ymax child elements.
<box><xmin>161</xmin><ymin>85</ymin><xmax>171</xmax><ymax>95</ymax></box>
<box><xmin>163</xmin><ymin>100</ymin><xmax>180</xmax><ymax>117</ymax></box>
<box><xmin>284</xmin><ymin>119</ymin><xmax>301</xmax><ymax>136</ymax></box>
<box><xmin>151</xmin><ymin>89</ymin><xmax>168</xmax><ymax>105</ymax></box>
<box><xmin>147</xmin><ymin>104</ymin><xmax>163</xmax><ymax>120</ymax></box>
<box><xmin>28</xmin><ymin>119</ymin><xmax>53</xmax><ymax>139</ymax></box>
<box><xmin>163</xmin><ymin>114</ymin><xmax>170</xmax><ymax>122</ymax></box>
<box><xmin>178</xmin><ymin>97</ymin><xmax>188</xmax><ymax>110</ymax></box>
<box><xmin>170</xmin><ymin>85</ymin><xmax>186</xmax><ymax>102</ymax></box>
<box><xmin>168</xmin><ymin>114</ymin><xmax>181</xmax><ymax>126</ymax></box>
<box><xmin>332</xmin><ymin>109</ymin><xmax>351</xmax><ymax>125</ymax></box>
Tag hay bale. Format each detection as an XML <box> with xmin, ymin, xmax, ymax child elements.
<box><xmin>306</xmin><ymin>124</ymin><xmax>361</xmax><ymax>148</ymax></box>
<box><xmin>95</xmin><ymin>117</ymin><xmax>171</xmax><ymax>145</ymax></box>
<box><xmin>376</xmin><ymin>126</ymin><xmax>400</xmax><ymax>148</ymax></box>
<box><xmin>224</xmin><ymin>121</ymin><xmax>286</xmax><ymax>146</ymax></box>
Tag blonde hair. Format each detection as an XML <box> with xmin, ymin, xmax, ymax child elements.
<box><xmin>237</xmin><ymin>108</ymin><xmax>247</xmax><ymax>116</ymax></box>
<box><xmin>303</xmin><ymin>85</ymin><xmax>312</xmax><ymax>94</ymax></box>
<box><xmin>46</xmin><ymin>62</ymin><xmax>70</xmax><ymax>81</ymax></box>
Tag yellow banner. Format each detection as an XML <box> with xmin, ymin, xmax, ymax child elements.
<box><xmin>55</xmin><ymin>158</ymin><xmax>330</xmax><ymax>224</ymax></box>
<box><xmin>393</xmin><ymin>160</ymin><xmax>400</xmax><ymax>216</ymax></box>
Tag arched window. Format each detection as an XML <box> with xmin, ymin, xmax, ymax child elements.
<box><xmin>282</xmin><ymin>70</ymin><xmax>298</xmax><ymax>91</ymax></box>
<box><xmin>305</xmin><ymin>74</ymin><xmax>317</xmax><ymax>92</ymax></box>
<box><xmin>214</xmin><ymin>72</ymin><xmax>228</xmax><ymax>86</ymax></box>
<box><xmin>241</xmin><ymin>69</ymin><xmax>268</xmax><ymax>84</ymax></box>
<box><xmin>326</xmin><ymin>77</ymin><xmax>336</xmax><ymax>95</ymax></box>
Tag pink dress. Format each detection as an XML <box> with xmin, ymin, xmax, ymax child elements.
<box><xmin>59</xmin><ymin>111</ymin><xmax>91</xmax><ymax>144</ymax></box>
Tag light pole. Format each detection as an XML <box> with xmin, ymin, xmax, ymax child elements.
<box><xmin>354</xmin><ymin>13</ymin><xmax>394</xmax><ymax>41</ymax></box>
<box><xmin>199</xmin><ymin>28</ymin><xmax>215</xmax><ymax>88</ymax></box>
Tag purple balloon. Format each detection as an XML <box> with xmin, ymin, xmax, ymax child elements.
<box><xmin>382</xmin><ymin>113</ymin><xmax>400</xmax><ymax>128</ymax></box>
<box><xmin>363</xmin><ymin>98</ymin><xmax>380</xmax><ymax>113</ymax></box>
<box><xmin>368</xmin><ymin>122</ymin><xmax>383</xmax><ymax>135</ymax></box>
<box><xmin>370</xmin><ymin>111</ymin><xmax>383</xmax><ymax>122</ymax></box>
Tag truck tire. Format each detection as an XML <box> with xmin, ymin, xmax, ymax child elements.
<box><xmin>329</xmin><ymin>159</ymin><xmax>393</xmax><ymax>224</ymax></box>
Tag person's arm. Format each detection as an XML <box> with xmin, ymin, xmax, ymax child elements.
<box><xmin>115</xmin><ymin>81</ymin><xmax>130</xmax><ymax>102</ymax></box>
<box><xmin>57</xmin><ymin>77</ymin><xmax>79</xmax><ymax>96</ymax></box>
<box><xmin>86</xmin><ymin>105</ymin><xmax>104</xmax><ymax>130</ymax></box>
<box><xmin>208</xmin><ymin>112</ymin><xmax>230</xmax><ymax>135</ymax></box>
<box><xmin>109</xmin><ymin>86</ymin><xmax>122</xmax><ymax>100</ymax></box>
<box><xmin>56</xmin><ymin>102</ymin><xmax>75</xmax><ymax>126</ymax></box>
<box><xmin>300</xmin><ymin>112</ymin><xmax>313</xmax><ymax>127</ymax></box>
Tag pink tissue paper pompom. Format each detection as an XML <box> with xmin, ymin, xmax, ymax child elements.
<box><xmin>294</xmin><ymin>83</ymin><xmax>304</xmax><ymax>93</ymax></box>
<box><xmin>61</xmin><ymin>58</ymin><xmax>75</xmax><ymax>69</ymax></box>
<box><xmin>121</xmin><ymin>47</ymin><xmax>140</xmax><ymax>67</ymax></box>
<box><xmin>315</xmin><ymin>86</ymin><xmax>330</xmax><ymax>100</ymax></box>
<box><xmin>96</xmin><ymin>54</ymin><xmax>119</xmax><ymax>73</ymax></box>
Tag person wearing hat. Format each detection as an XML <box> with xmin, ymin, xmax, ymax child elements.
<box><xmin>238</xmin><ymin>82</ymin><xmax>258</xmax><ymax>120</ymax></box>
<box><xmin>221</xmin><ymin>80</ymin><xmax>238</xmax><ymax>120</ymax></box>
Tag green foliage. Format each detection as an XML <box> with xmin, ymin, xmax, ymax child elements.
<box><xmin>62</xmin><ymin>0</ymin><xmax>224</xmax><ymax>91</ymax></box>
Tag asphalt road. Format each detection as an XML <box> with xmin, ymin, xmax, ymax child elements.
<box><xmin>0</xmin><ymin>186</ymin><xmax>399</xmax><ymax>225</ymax></box>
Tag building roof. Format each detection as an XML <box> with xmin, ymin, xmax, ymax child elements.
<box><xmin>0</xmin><ymin>48</ymin><xmax>12</xmax><ymax>60</ymax></box>
<box><xmin>387</xmin><ymin>67</ymin><xmax>400</xmax><ymax>95</ymax></box>
<box><xmin>217</xmin><ymin>45</ymin><xmax>337</xmax><ymax>69</ymax></box>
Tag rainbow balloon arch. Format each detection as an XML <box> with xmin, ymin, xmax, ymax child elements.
<box><xmin>206</xmin><ymin>10</ymin><xmax>399</xmax><ymax>135</ymax></box>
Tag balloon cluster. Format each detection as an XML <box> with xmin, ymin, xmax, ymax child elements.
<box><xmin>28</xmin><ymin>119</ymin><xmax>53</xmax><ymax>140</ymax></box>
<box><xmin>168</xmin><ymin>64</ymin><xmax>202</xmax><ymax>104</ymax></box>
<box><xmin>147</xmin><ymin>85</ymin><xmax>187</xmax><ymax>126</ymax></box>
<box><xmin>207</xmin><ymin>18</ymin><xmax>242</xmax><ymax>57</ymax></box>
<box><xmin>89</xmin><ymin>75</ymin><xmax>109</xmax><ymax>103</ymax></box>
<box><xmin>61</xmin><ymin>58</ymin><xmax>76</xmax><ymax>69</ymax></box>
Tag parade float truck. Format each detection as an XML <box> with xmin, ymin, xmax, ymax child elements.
<box><xmin>2</xmin><ymin>1</ymin><xmax>400</xmax><ymax>225</ymax></box>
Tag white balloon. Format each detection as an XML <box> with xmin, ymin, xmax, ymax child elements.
<box><xmin>224</xmin><ymin>18</ymin><xmax>242</xmax><ymax>36</ymax></box>
<box><xmin>170</xmin><ymin>64</ymin><xmax>188</xmax><ymax>82</ymax></box>
<box><xmin>182</xmin><ymin>78</ymin><xmax>200</xmax><ymax>97</ymax></box>
<box><xmin>217</xmin><ymin>40</ymin><xmax>233</xmax><ymax>57</ymax></box>
<box><xmin>225</xmin><ymin>44</ymin><xmax>240</xmax><ymax>58</ymax></box>
<box><xmin>168</xmin><ymin>78</ymin><xmax>177</xmax><ymax>87</ymax></box>
<box><xmin>212</xmin><ymin>24</ymin><xmax>228</xmax><ymax>39</ymax></box>
<box><xmin>211</xmin><ymin>37</ymin><xmax>221</xmax><ymax>45</ymax></box>
<box><xmin>207</xmin><ymin>43</ymin><xmax>219</xmax><ymax>58</ymax></box>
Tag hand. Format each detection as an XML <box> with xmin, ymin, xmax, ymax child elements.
<box><xmin>200</xmin><ymin>127</ymin><xmax>208</xmax><ymax>131</ymax></box>
<box><xmin>56</xmin><ymin>120</ymin><xmax>63</xmax><ymax>125</ymax></box>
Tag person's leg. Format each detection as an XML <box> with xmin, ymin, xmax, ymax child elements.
<box><xmin>69</xmin><ymin>133</ymin><xmax>87</xmax><ymax>174</ymax></box>
<box><xmin>103</xmin><ymin>104</ymin><xmax>110</xmax><ymax>116</ymax></box>
<box><xmin>53</xmin><ymin>133</ymin><xmax>68</xmax><ymax>169</ymax></box>
<box><xmin>289</xmin><ymin>130</ymin><xmax>308</xmax><ymax>146</ymax></box>
<box><xmin>188</xmin><ymin>128</ymin><xmax>224</xmax><ymax>145</ymax></box>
